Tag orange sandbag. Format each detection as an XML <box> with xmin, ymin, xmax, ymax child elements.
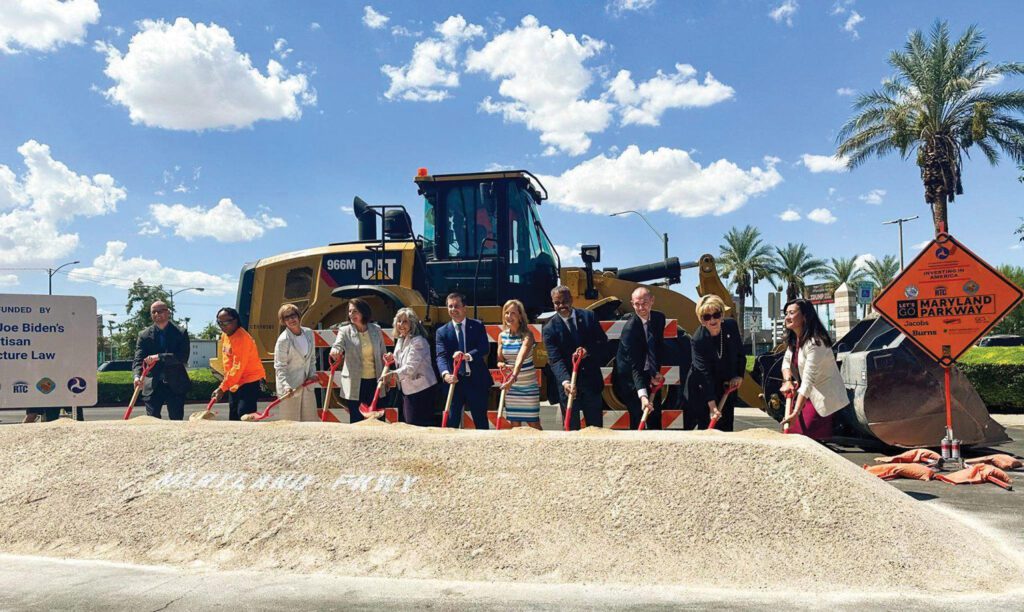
<box><xmin>874</xmin><ymin>449</ymin><xmax>941</xmax><ymax>464</ymax></box>
<box><xmin>965</xmin><ymin>454</ymin><xmax>1024</xmax><ymax>471</ymax></box>
<box><xmin>863</xmin><ymin>463</ymin><xmax>935</xmax><ymax>481</ymax></box>
<box><xmin>936</xmin><ymin>465</ymin><xmax>1013</xmax><ymax>490</ymax></box>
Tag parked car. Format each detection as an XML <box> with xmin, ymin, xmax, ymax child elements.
<box><xmin>977</xmin><ymin>335</ymin><xmax>1024</xmax><ymax>347</ymax></box>
<box><xmin>98</xmin><ymin>360</ymin><xmax>133</xmax><ymax>372</ymax></box>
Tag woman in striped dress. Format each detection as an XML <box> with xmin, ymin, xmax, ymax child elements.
<box><xmin>497</xmin><ymin>299</ymin><xmax>541</xmax><ymax>429</ymax></box>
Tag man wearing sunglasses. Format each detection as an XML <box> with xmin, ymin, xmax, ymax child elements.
<box><xmin>132</xmin><ymin>301</ymin><xmax>191</xmax><ymax>420</ymax></box>
<box><xmin>615</xmin><ymin>286</ymin><xmax>668</xmax><ymax>429</ymax></box>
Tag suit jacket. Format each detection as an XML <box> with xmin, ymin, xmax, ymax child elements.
<box><xmin>273</xmin><ymin>327</ymin><xmax>316</xmax><ymax>395</ymax></box>
<box><xmin>331</xmin><ymin>323</ymin><xmax>386</xmax><ymax>400</ymax></box>
<box><xmin>133</xmin><ymin>321</ymin><xmax>191</xmax><ymax>398</ymax></box>
<box><xmin>542</xmin><ymin>308</ymin><xmax>608</xmax><ymax>398</ymax></box>
<box><xmin>435</xmin><ymin>317</ymin><xmax>491</xmax><ymax>390</ymax></box>
<box><xmin>614</xmin><ymin>311</ymin><xmax>667</xmax><ymax>398</ymax></box>
<box><xmin>783</xmin><ymin>340</ymin><xmax>849</xmax><ymax>417</ymax></box>
<box><xmin>687</xmin><ymin>317</ymin><xmax>745</xmax><ymax>406</ymax></box>
<box><xmin>393</xmin><ymin>335</ymin><xmax>438</xmax><ymax>396</ymax></box>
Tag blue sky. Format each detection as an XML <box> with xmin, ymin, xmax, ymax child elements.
<box><xmin>1</xmin><ymin>0</ymin><xmax>1022</xmax><ymax>331</ymax></box>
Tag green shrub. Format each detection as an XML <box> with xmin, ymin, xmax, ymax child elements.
<box><xmin>958</xmin><ymin>347</ymin><xmax>1024</xmax><ymax>412</ymax></box>
<box><xmin>97</xmin><ymin>368</ymin><xmax>222</xmax><ymax>404</ymax></box>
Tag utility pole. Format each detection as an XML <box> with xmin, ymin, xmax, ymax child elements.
<box><xmin>882</xmin><ymin>216</ymin><xmax>919</xmax><ymax>269</ymax></box>
<box><xmin>610</xmin><ymin>210</ymin><xmax>671</xmax><ymax>286</ymax></box>
<box><xmin>47</xmin><ymin>260</ymin><xmax>80</xmax><ymax>295</ymax></box>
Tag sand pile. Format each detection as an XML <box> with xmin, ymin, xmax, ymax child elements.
<box><xmin>0</xmin><ymin>420</ymin><xmax>1020</xmax><ymax>595</ymax></box>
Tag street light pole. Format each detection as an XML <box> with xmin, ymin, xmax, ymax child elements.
<box><xmin>882</xmin><ymin>216</ymin><xmax>919</xmax><ymax>269</ymax></box>
<box><xmin>47</xmin><ymin>260</ymin><xmax>80</xmax><ymax>295</ymax></box>
<box><xmin>170</xmin><ymin>287</ymin><xmax>205</xmax><ymax>299</ymax></box>
<box><xmin>610</xmin><ymin>210</ymin><xmax>671</xmax><ymax>285</ymax></box>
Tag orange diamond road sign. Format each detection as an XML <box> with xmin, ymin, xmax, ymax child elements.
<box><xmin>873</xmin><ymin>233</ymin><xmax>1023</xmax><ymax>366</ymax></box>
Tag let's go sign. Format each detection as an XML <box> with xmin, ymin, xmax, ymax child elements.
<box><xmin>872</xmin><ymin>233</ymin><xmax>1023</xmax><ymax>366</ymax></box>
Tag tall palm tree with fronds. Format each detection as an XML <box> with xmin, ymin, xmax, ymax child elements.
<box><xmin>769</xmin><ymin>243</ymin><xmax>828</xmax><ymax>302</ymax></box>
<box><xmin>864</xmin><ymin>254</ymin><xmax>900</xmax><ymax>289</ymax></box>
<box><xmin>836</xmin><ymin>21</ymin><xmax>1024</xmax><ymax>234</ymax></box>
<box><xmin>718</xmin><ymin>225</ymin><xmax>775</xmax><ymax>335</ymax></box>
<box><xmin>822</xmin><ymin>256</ymin><xmax>868</xmax><ymax>293</ymax></box>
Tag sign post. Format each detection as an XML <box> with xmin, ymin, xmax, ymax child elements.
<box><xmin>872</xmin><ymin>233</ymin><xmax>1023</xmax><ymax>469</ymax></box>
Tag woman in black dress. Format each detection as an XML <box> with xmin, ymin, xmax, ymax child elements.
<box><xmin>685</xmin><ymin>295</ymin><xmax>745</xmax><ymax>431</ymax></box>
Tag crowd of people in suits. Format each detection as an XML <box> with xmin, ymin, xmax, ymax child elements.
<box><xmin>129</xmin><ymin>287</ymin><xmax>847</xmax><ymax>440</ymax></box>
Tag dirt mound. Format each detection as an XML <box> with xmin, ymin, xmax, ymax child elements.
<box><xmin>0</xmin><ymin>420</ymin><xmax>1019</xmax><ymax>595</ymax></box>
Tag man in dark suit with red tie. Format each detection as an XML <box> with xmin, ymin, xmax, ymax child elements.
<box><xmin>615</xmin><ymin>286</ymin><xmax>667</xmax><ymax>429</ymax></box>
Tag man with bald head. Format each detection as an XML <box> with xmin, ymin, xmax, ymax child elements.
<box><xmin>132</xmin><ymin>300</ymin><xmax>191</xmax><ymax>420</ymax></box>
<box><xmin>615</xmin><ymin>286</ymin><xmax>667</xmax><ymax>429</ymax></box>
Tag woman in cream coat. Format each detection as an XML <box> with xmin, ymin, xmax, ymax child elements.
<box><xmin>779</xmin><ymin>298</ymin><xmax>849</xmax><ymax>440</ymax></box>
<box><xmin>387</xmin><ymin>308</ymin><xmax>437</xmax><ymax>426</ymax></box>
<box><xmin>329</xmin><ymin>297</ymin><xmax>386</xmax><ymax>423</ymax></box>
<box><xmin>273</xmin><ymin>303</ymin><xmax>318</xmax><ymax>421</ymax></box>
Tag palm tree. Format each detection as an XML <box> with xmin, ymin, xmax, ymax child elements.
<box><xmin>822</xmin><ymin>256</ymin><xmax>867</xmax><ymax>293</ymax></box>
<box><xmin>836</xmin><ymin>21</ymin><xmax>1024</xmax><ymax>234</ymax></box>
<box><xmin>769</xmin><ymin>243</ymin><xmax>828</xmax><ymax>302</ymax></box>
<box><xmin>864</xmin><ymin>254</ymin><xmax>900</xmax><ymax>289</ymax></box>
<box><xmin>717</xmin><ymin>225</ymin><xmax>775</xmax><ymax>335</ymax></box>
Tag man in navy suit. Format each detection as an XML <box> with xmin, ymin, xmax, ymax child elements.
<box><xmin>543</xmin><ymin>286</ymin><xmax>608</xmax><ymax>429</ymax></box>
<box><xmin>435</xmin><ymin>292</ymin><xmax>491</xmax><ymax>429</ymax></box>
<box><xmin>615</xmin><ymin>286</ymin><xmax>667</xmax><ymax>429</ymax></box>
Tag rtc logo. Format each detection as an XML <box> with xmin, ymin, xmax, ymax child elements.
<box><xmin>67</xmin><ymin>377</ymin><xmax>87</xmax><ymax>393</ymax></box>
<box><xmin>36</xmin><ymin>377</ymin><xmax>56</xmax><ymax>394</ymax></box>
<box><xmin>13</xmin><ymin>381</ymin><xmax>29</xmax><ymax>394</ymax></box>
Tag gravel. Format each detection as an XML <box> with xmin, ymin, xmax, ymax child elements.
<box><xmin>0</xmin><ymin>419</ymin><xmax>1020</xmax><ymax>595</ymax></box>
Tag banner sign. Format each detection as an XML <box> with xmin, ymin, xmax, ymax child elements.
<box><xmin>0</xmin><ymin>295</ymin><xmax>97</xmax><ymax>409</ymax></box>
<box><xmin>320</xmin><ymin>252</ymin><xmax>403</xmax><ymax>288</ymax></box>
<box><xmin>872</xmin><ymin>233</ymin><xmax>1023</xmax><ymax>365</ymax></box>
<box><xmin>804</xmin><ymin>283</ymin><xmax>834</xmax><ymax>305</ymax></box>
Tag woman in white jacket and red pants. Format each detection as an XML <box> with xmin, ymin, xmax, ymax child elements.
<box><xmin>779</xmin><ymin>299</ymin><xmax>849</xmax><ymax>440</ymax></box>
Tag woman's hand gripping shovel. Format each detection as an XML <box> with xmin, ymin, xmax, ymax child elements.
<box><xmin>359</xmin><ymin>353</ymin><xmax>396</xmax><ymax>420</ymax></box>
<box><xmin>319</xmin><ymin>357</ymin><xmax>342</xmax><ymax>423</ymax></box>
<box><xmin>638</xmin><ymin>377</ymin><xmax>666</xmax><ymax>431</ymax></box>
<box><xmin>563</xmin><ymin>348</ymin><xmax>585</xmax><ymax>431</ymax></box>
<box><xmin>123</xmin><ymin>360</ymin><xmax>156</xmax><ymax>420</ymax></box>
<box><xmin>441</xmin><ymin>353</ymin><xmax>465</xmax><ymax>428</ymax></box>
<box><xmin>708</xmin><ymin>381</ymin><xmax>741</xmax><ymax>430</ymax></box>
<box><xmin>780</xmin><ymin>389</ymin><xmax>796</xmax><ymax>433</ymax></box>
<box><xmin>245</xmin><ymin>379</ymin><xmax>317</xmax><ymax>422</ymax></box>
<box><xmin>496</xmin><ymin>344</ymin><xmax>529</xmax><ymax>430</ymax></box>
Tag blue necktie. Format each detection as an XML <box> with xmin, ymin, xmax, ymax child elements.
<box><xmin>455</xmin><ymin>322</ymin><xmax>468</xmax><ymax>375</ymax></box>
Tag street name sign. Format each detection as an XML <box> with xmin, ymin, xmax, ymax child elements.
<box><xmin>0</xmin><ymin>294</ymin><xmax>97</xmax><ymax>409</ymax></box>
<box><xmin>872</xmin><ymin>233</ymin><xmax>1023</xmax><ymax>366</ymax></box>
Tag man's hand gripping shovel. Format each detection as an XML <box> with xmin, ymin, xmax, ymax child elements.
<box><xmin>122</xmin><ymin>360</ymin><xmax>156</xmax><ymax>420</ymax></box>
<box><xmin>441</xmin><ymin>353</ymin><xmax>465</xmax><ymax>428</ymax></box>
<box><xmin>563</xmin><ymin>348</ymin><xmax>585</xmax><ymax>432</ymax></box>
<box><xmin>638</xmin><ymin>376</ymin><xmax>666</xmax><ymax>431</ymax></box>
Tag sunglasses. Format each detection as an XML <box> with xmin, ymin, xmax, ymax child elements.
<box><xmin>283</xmin><ymin>313</ymin><xmax>300</xmax><ymax>321</ymax></box>
<box><xmin>701</xmin><ymin>311</ymin><xmax>723</xmax><ymax>322</ymax></box>
<box><xmin>217</xmin><ymin>318</ymin><xmax>237</xmax><ymax>327</ymax></box>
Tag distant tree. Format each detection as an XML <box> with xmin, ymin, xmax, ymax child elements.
<box><xmin>836</xmin><ymin>21</ymin><xmax>1024</xmax><ymax>234</ymax></box>
<box><xmin>196</xmin><ymin>321</ymin><xmax>221</xmax><ymax>340</ymax></box>
<box><xmin>822</xmin><ymin>256</ymin><xmax>868</xmax><ymax>293</ymax></box>
<box><xmin>864</xmin><ymin>255</ymin><xmax>901</xmax><ymax>289</ymax></box>
<box><xmin>768</xmin><ymin>243</ymin><xmax>828</xmax><ymax>302</ymax></box>
<box><xmin>992</xmin><ymin>265</ymin><xmax>1024</xmax><ymax>335</ymax></box>
<box><xmin>110</xmin><ymin>280</ymin><xmax>172</xmax><ymax>357</ymax></box>
<box><xmin>717</xmin><ymin>225</ymin><xmax>776</xmax><ymax>335</ymax></box>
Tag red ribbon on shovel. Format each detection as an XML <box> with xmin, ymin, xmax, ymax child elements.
<box><xmin>320</xmin><ymin>358</ymin><xmax>342</xmax><ymax>423</ymax></box>
<box><xmin>359</xmin><ymin>353</ymin><xmax>396</xmax><ymax>419</ymax></box>
<box><xmin>122</xmin><ymin>360</ymin><xmax>156</xmax><ymax>420</ymax></box>
<box><xmin>638</xmin><ymin>377</ymin><xmax>666</xmax><ymax>431</ymax></box>
<box><xmin>441</xmin><ymin>353</ymin><xmax>466</xmax><ymax>428</ymax></box>
<box><xmin>563</xmin><ymin>348</ymin><xmax>585</xmax><ymax>432</ymax></box>
<box><xmin>251</xmin><ymin>378</ymin><xmax>317</xmax><ymax>422</ymax></box>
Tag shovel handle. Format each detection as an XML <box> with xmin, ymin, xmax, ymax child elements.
<box><xmin>709</xmin><ymin>387</ymin><xmax>735</xmax><ymax>430</ymax></box>
<box><xmin>321</xmin><ymin>358</ymin><xmax>341</xmax><ymax>423</ymax></box>
<box><xmin>563</xmin><ymin>348</ymin><xmax>585</xmax><ymax>431</ymax></box>
<box><xmin>782</xmin><ymin>393</ymin><xmax>794</xmax><ymax>434</ymax></box>
<box><xmin>122</xmin><ymin>361</ymin><xmax>156</xmax><ymax>420</ymax></box>
<box><xmin>638</xmin><ymin>378</ymin><xmax>665</xmax><ymax>431</ymax></box>
<box><xmin>441</xmin><ymin>354</ymin><xmax>465</xmax><ymax>428</ymax></box>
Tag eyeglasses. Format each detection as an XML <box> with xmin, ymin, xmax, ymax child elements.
<box><xmin>701</xmin><ymin>311</ymin><xmax>723</xmax><ymax>322</ymax></box>
<box><xmin>283</xmin><ymin>313</ymin><xmax>299</xmax><ymax>321</ymax></box>
<box><xmin>216</xmin><ymin>319</ymin><xmax>237</xmax><ymax>327</ymax></box>
<box><xmin>151</xmin><ymin>309</ymin><xmax>169</xmax><ymax>315</ymax></box>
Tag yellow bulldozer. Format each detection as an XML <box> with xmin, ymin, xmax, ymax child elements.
<box><xmin>215</xmin><ymin>169</ymin><xmax>758</xmax><ymax>425</ymax></box>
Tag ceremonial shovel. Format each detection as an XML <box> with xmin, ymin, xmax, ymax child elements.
<box><xmin>495</xmin><ymin>341</ymin><xmax>529</xmax><ymax>430</ymax></box>
<box><xmin>638</xmin><ymin>377</ymin><xmax>666</xmax><ymax>431</ymax></box>
<box><xmin>246</xmin><ymin>378</ymin><xmax>317</xmax><ymax>421</ymax></box>
<box><xmin>359</xmin><ymin>353</ymin><xmax>396</xmax><ymax>419</ymax></box>
<box><xmin>122</xmin><ymin>360</ymin><xmax>156</xmax><ymax>420</ymax></box>
<box><xmin>708</xmin><ymin>383</ymin><xmax>740</xmax><ymax>430</ymax></box>
<box><xmin>319</xmin><ymin>358</ymin><xmax>341</xmax><ymax>423</ymax></box>
<box><xmin>563</xmin><ymin>348</ymin><xmax>585</xmax><ymax>431</ymax></box>
<box><xmin>441</xmin><ymin>353</ymin><xmax>465</xmax><ymax>428</ymax></box>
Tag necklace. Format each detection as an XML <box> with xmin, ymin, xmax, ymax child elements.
<box><xmin>715</xmin><ymin>329</ymin><xmax>724</xmax><ymax>359</ymax></box>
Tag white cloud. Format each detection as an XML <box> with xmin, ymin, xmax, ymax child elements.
<box><xmin>608</xmin><ymin>63</ymin><xmax>734</xmax><ymax>126</ymax></box>
<box><xmin>836</xmin><ymin>87</ymin><xmax>856</xmax><ymax>96</ymax></box>
<box><xmin>554</xmin><ymin>243</ymin><xmax>583</xmax><ymax>265</ymax></box>
<box><xmin>484</xmin><ymin>162</ymin><xmax>516</xmax><ymax>171</ymax></box>
<box><xmin>854</xmin><ymin>253</ymin><xmax>876</xmax><ymax>269</ymax></box>
<box><xmin>808</xmin><ymin>208</ymin><xmax>837</xmax><ymax>224</ymax></box>
<box><xmin>273</xmin><ymin>37</ymin><xmax>292</xmax><ymax>59</ymax></box>
<box><xmin>96</xmin><ymin>18</ymin><xmax>315</xmax><ymax>131</ymax></box>
<box><xmin>0</xmin><ymin>273</ymin><xmax>18</xmax><ymax>286</ymax></box>
<box><xmin>390</xmin><ymin>25</ymin><xmax>421</xmax><ymax>38</ymax></box>
<box><xmin>769</xmin><ymin>0</ymin><xmax>798</xmax><ymax>26</ymax></box>
<box><xmin>540</xmin><ymin>145</ymin><xmax>782</xmax><ymax>217</ymax></box>
<box><xmin>149</xmin><ymin>198</ymin><xmax>287</xmax><ymax>242</ymax></box>
<box><xmin>981</xmin><ymin>73</ymin><xmax>1005</xmax><ymax>90</ymax></box>
<box><xmin>859</xmin><ymin>189</ymin><xmax>886</xmax><ymax>205</ymax></box>
<box><xmin>779</xmin><ymin>209</ymin><xmax>801</xmax><ymax>222</ymax></box>
<box><xmin>0</xmin><ymin>140</ymin><xmax>126</xmax><ymax>267</ymax></box>
<box><xmin>310</xmin><ymin>22</ymin><xmax>321</xmax><ymax>31</ymax></box>
<box><xmin>607</xmin><ymin>0</ymin><xmax>656</xmax><ymax>13</ymax></box>
<box><xmin>382</xmin><ymin>15</ymin><xmax>484</xmax><ymax>102</ymax></box>
<box><xmin>363</xmin><ymin>6</ymin><xmax>390</xmax><ymax>29</ymax></box>
<box><xmin>0</xmin><ymin>0</ymin><xmax>99</xmax><ymax>54</ymax></box>
<box><xmin>912</xmin><ymin>239</ymin><xmax>931</xmax><ymax>249</ymax></box>
<box><xmin>466</xmin><ymin>15</ymin><xmax>612</xmax><ymax>156</ymax></box>
<box><xmin>843</xmin><ymin>11</ymin><xmax>863</xmax><ymax>39</ymax></box>
<box><xmin>68</xmin><ymin>241</ymin><xmax>235</xmax><ymax>294</ymax></box>
<box><xmin>800</xmin><ymin>153</ymin><xmax>849</xmax><ymax>173</ymax></box>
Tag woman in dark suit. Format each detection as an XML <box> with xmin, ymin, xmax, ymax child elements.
<box><xmin>686</xmin><ymin>295</ymin><xmax>745</xmax><ymax>431</ymax></box>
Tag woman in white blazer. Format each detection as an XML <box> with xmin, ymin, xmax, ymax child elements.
<box><xmin>779</xmin><ymin>298</ymin><xmax>849</xmax><ymax>440</ymax></box>
<box><xmin>273</xmin><ymin>303</ymin><xmax>318</xmax><ymax>421</ymax></box>
<box><xmin>387</xmin><ymin>307</ymin><xmax>438</xmax><ymax>426</ymax></box>
<box><xmin>329</xmin><ymin>297</ymin><xmax>386</xmax><ymax>423</ymax></box>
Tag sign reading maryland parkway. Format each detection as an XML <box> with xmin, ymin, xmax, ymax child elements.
<box><xmin>0</xmin><ymin>294</ymin><xmax>97</xmax><ymax>409</ymax></box>
<box><xmin>872</xmin><ymin>233</ymin><xmax>1023</xmax><ymax>366</ymax></box>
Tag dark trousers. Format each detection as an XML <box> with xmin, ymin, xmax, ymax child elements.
<box><xmin>561</xmin><ymin>385</ymin><xmax>604</xmax><ymax>430</ymax></box>
<box><xmin>402</xmin><ymin>385</ymin><xmax>436</xmax><ymax>426</ymax></box>
<box><xmin>625</xmin><ymin>390</ymin><xmax>662</xmax><ymax>430</ymax></box>
<box><xmin>228</xmin><ymin>380</ymin><xmax>262</xmax><ymax>421</ymax></box>
<box><xmin>684</xmin><ymin>390</ymin><xmax>736</xmax><ymax>432</ymax></box>
<box><xmin>345</xmin><ymin>378</ymin><xmax>378</xmax><ymax>423</ymax></box>
<box><xmin>144</xmin><ymin>385</ymin><xmax>185</xmax><ymax>420</ymax></box>
<box><xmin>445</xmin><ymin>376</ymin><xmax>490</xmax><ymax>429</ymax></box>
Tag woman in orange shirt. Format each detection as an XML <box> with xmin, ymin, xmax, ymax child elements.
<box><xmin>211</xmin><ymin>307</ymin><xmax>266</xmax><ymax>420</ymax></box>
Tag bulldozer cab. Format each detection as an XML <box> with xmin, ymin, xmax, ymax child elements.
<box><xmin>416</xmin><ymin>170</ymin><xmax>559</xmax><ymax>318</ymax></box>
